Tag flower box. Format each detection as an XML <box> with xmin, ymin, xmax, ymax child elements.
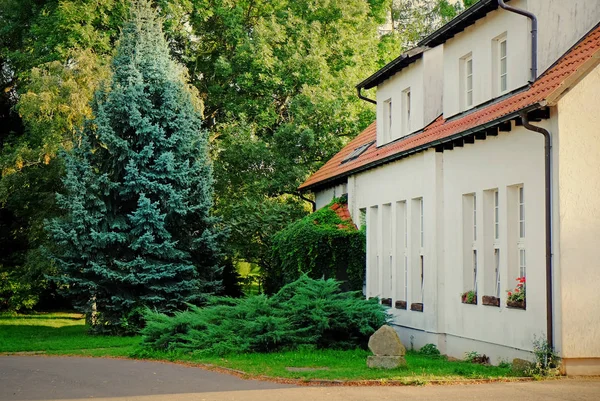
<box><xmin>482</xmin><ymin>295</ymin><xmax>500</xmax><ymax>307</ymax></box>
<box><xmin>410</xmin><ymin>302</ymin><xmax>424</xmax><ymax>312</ymax></box>
<box><xmin>395</xmin><ymin>300</ymin><xmax>407</xmax><ymax>310</ymax></box>
<box><xmin>506</xmin><ymin>299</ymin><xmax>526</xmax><ymax>309</ymax></box>
<box><xmin>461</xmin><ymin>291</ymin><xmax>477</xmax><ymax>305</ymax></box>
<box><xmin>381</xmin><ymin>298</ymin><xmax>392</xmax><ymax>307</ymax></box>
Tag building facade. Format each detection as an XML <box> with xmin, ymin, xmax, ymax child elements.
<box><xmin>300</xmin><ymin>0</ymin><xmax>600</xmax><ymax>375</ymax></box>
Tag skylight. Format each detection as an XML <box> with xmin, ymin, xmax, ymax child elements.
<box><xmin>341</xmin><ymin>141</ymin><xmax>375</xmax><ymax>164</ymax></box>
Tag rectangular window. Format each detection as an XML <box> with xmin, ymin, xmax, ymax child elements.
<box><xmin>494</xmin><ymin>190</ymin><xmax>499</xmax><ymax>241</ymax></box>
<box><xmin>395</xmin><ymin>201</ymin><xmax>408</xmax><ymax>303</ymax></box>
<box><xmin>410</xmin><ymin>198</ymin><xmax>424</xmax><ymax>307</ymax></box>
<box><xmin>402</xmin><ymin>88</ymin><xmax>411</xmax><ymax>135</ymax></box>
<box><xmin>383</xmin><ymin>99</ymin><xmax>392</xmax><ymax>143</ymax></box>
<box><xmin>495</xmin><ymin>248</ymin><xmax>501</xmax><ymax>298</ymax></box>
<box><xmin>499</xmin><ymin>39</ymin><xmax>507</xmax><ymax>92</ymax></box>
<box><xmin>420</xmin><ymin>198</ymin><xmax>424</xmax><ymax>248</ymax></box>
<box><xmin>517</xmin><ymin>186</ymin><xmax>526</xmax><ymax>278</ymax></box>
<box><xmin>367</xmin><ymin>206</ymin><xmax>379</xmax><ymax>298</ymax></box>
<box><xmin>462</xmin><ymin>193</ymin><xmax>478</xmax><ymax>295</ymax></box>
<box><xmin>465</xmin><ymin>56</ymin><xmax>473</xmax><ymax>107</ymax></box>
<box><xmin>382</xmin><ymin>204</ymin><xmax>392</xmax><ymax>301</ymax></box>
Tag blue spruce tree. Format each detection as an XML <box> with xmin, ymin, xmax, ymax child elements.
<box><xmin>48</xmin><ymin>0</ymin><xmax>222</xmax><ymax>333</ymax></box>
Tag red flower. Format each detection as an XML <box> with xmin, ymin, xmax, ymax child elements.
<box><xmin>508</xmin><ymin>292</ymin><xmax>512</xmax><ymax>296</ymax></box>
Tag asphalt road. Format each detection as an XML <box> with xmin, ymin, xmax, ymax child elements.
<box><xmin>1</xmin><ymin>356</ymin><xmax>600</xmax><ymax>401</ymax></box>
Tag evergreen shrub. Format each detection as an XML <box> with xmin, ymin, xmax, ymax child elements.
<box><xmin>140</xmin><ymin>275</ymin><xmax>388</xmax><ymax>356</ymax></box>
<box><xmin>268</xmin><ymin>197</ymin><xmax>365</xmax><ymax>293</ymax></box>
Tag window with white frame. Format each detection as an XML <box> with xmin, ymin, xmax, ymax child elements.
<box><xmin>402</xmin><ymin>88</ymin><xmax>411</xmax><ymax>135</ymax></box>
<box><xmin>419</xmin><ymin>198</ymin><xmax>424</xmax><ymax>301</ymax></box>
<box><xmin>517</xmin><ymin>186</ymin><xmax>526</xmax><ymax>278</ymax></box>
<box><xmin>395</xmin><ymin>201</ymin><xmax>408</xmax><ymax>304</ymax></box>
<box><xmin>499</xmin><ymin>38</ymin><xmax>508</xmax><ymax>93</ymax></box>
<box><xmin>493</xmin><ymin>190</ymin><xmax>501</xmax><ymax>298</ymax></box>
<box><xmin>461</xmin><ymin>54</ymin><xmax>474</xmax><ymax>109</ymax></box>
<box><xmin>463</xmin><ymin>194</ymin><xmax>478</xmax><ymax>296</ymax></box>
<box><xmin>383</xmin><ymin>98</ymin><xmax>392</xmax><ymax>143</ymax></box>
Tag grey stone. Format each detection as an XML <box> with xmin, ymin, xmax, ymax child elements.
<box><xmin>512</xmin><ymin>358</ymin><xmax>534</xmax><ymax>374</ymax></box>
<box><xmin>367</xmin><ymin>355</ymin><xmax>407</xmax><ymax>369</ymax></box>
<box><xmin>368</xmin><ymin>325</ymin><xmax>406</xmax><ymax>356</ymax></box>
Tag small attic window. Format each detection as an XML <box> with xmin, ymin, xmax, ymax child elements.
<box><xmin>341</xmin><ymin>141</ymin><xmax>375</xmax><ymax>164</ymax></box>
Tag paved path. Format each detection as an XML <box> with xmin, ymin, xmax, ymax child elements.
<box><xmin>1</xmin><ymin>356</ymin><xmax>600</xmax><ymax>401</ymax></box>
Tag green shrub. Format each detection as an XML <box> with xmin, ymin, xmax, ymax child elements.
<box><xmin>268</xmin><ymin>197</ymin><xmax>365</xmax><ymax>293</ymax></box>
<box><xmin>419</xmin><ymin>343</ymin><xmax>441</xmax><ymax>357</ymax></box>
<box><xmin>141</xmin><ymin>276</ymin><xmax>388</xmax><ymax>355</ymax></box>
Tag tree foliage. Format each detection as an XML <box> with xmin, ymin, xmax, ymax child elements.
<box><xmin>269</xmin><ymin>197</ymin><xmax>366</xmax><ymax>294</ymax></box>
<box><xmin>47</xmin><ymin>0</ymin><xmax>221</xmax><ymax>332</ymax></box>
<box><xmin>140</xmin><ymin>275</ymin><xmax>388</xmax><ymax>356</ymax></box>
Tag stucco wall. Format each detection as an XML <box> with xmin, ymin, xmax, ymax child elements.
<box><xmin>347</xmin><ymin>124</ymin><xmax>550</xmax><ymax>361</ymax></box>
<box><xmin>443</xmin><ymin>0</ymin><xmax>530</xmax><ymax>118</ymax></box>
<box><xmin>556</xmin><ymin>64</ymin><xmax>600</xmax><ymax>362</ymax></box>
<box><xmin>314</xmin><ymin>182</ymin><xmax>348</xmax><ymax>210</ymax></box>
<box><xmin>530</xmin><ymin>0</ymin><xmax>600</xmax><ymax>75</ymax></box>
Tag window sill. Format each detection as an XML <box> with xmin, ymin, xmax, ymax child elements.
<box><xmin>395</xmin><ymin>300</ymin><xmax>407</xmax><ymax>310</ymax></box>
<box><xmin>506</xmin><ymin>300</ymin><xmax>526</xmax><ymax>310</ymax></box>
<box><xmin>410</xmin><ymin>303</ymin><xmax>424</xmax><ymax>312</ymax></box>
<box><xmin>482</xmin><ymin>295</ymin><xmax>500</xmax><ymax>307</ymax></box>
<box><xmin>381</xmin><ymin>298</ymin><xmax>392</xmax><ymax>307</ymax></box>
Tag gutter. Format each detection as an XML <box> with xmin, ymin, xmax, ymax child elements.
<box><xmin>497</xmin><ymin>0</ymin><xmax>538</xmax><ymax>82</ymax></box>
<box><xmin>300</xmin><ymin>103</ymin><xmax>541</xmax><ymax>192</ymax></box>
<box><xmin>520</xmin><ymin>112</ymin><xmax>554</xmax><ymax>350</ymax></box>
<box><xmin>357</xmin><ymin>87</ymin><xmax>376</xmax><ymax>105</ymax></box>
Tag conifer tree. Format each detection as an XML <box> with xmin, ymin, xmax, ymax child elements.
<box><xmin>47</xmin><ymin>0</ymin><xmax>221</xmax><ymax>333</ymax></box>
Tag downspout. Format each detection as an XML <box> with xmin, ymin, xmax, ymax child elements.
<box><xmin>299</xmin><ymin>192</ymin><xmax>316</xmax><ymax>212</ymax></box>
<box><xmin>497</xmin><ymin>0</ymin><xmax>537</xmax><ymax>82</ymax></box>
<box><xmin>520</xmin><ymin>111</ymin><xmax>553</xmax><ymax>349</ymax></box>
<box><xmin>357</xmin><ymin>87</ymin><xmax>376</xmax><ymax>105</ymax></box>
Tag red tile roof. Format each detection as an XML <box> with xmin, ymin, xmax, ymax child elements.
<box><xmin>330</xmin><ymin>202</ymin><xmax>356</xmax><ymax>229</ymax></box>
<box><xmin>300</xmin><ymin>23</ymin><xmax>600</xmax><ymax>191</ymax></box>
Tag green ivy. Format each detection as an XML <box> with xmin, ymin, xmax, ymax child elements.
<box><xmin>267</xmin><ymin>197</ymin><xmax>365</xmax><ymax>293</ymax></box>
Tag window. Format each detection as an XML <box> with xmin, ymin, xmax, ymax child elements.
<box><xmin>342</xmin><ymin>141</ymin><xmax>375</xmax><ymax>164</ymax></box>
<box><xmin>499</xmin><ymin>39</ymin><xmax>508</xmax><ymax>92</ymax></box>
<box><xmin>410</xmin><ymin>197</ymin><xmax>424</xmax><ymax>309</ymax></box>
<box><xmin>395</xmin><ymin>201</ymin><xmax>408</xmax><ymax>304</ymax></box>
<box><xmin>383</xmin><ymin>98</ymin><xmax>392</xmax><ymax>143</ymax></box>
<box><xmin>402</xmin><ymin>88</ymin><xmax>411</xmax><ymax>135</ymax></box>
<box><xmin>463</xmin><ymin>194</ymin><xmax>478</xmax><ymax>295</ymax></box>
<box><xmin>465</xmin><ymin>56</ymin><xmax>473</xmax><ymax>107</ymax></box>
<box><xmin>419</xmin><ymin>198</ymin><xmax>424</xmax><ymax>301</ymax></box>
<box><xmin>382</xmin><ymin>204</ymin><xmax>392</xmax><ymax>301</ymax></box>
<box><xmin>367</xmin><ymin>206</ymin><xmax>379</xmax><ymax>298</ymax></box>
<box><xmin>493</xmin><ymin>190</ymin><xmax>500</xmax><ymax>297</ymax></box>
<box><xmin>517</xmin><ymin>186</ymin><xmax>526</xmax><ymax>278</ymax></box>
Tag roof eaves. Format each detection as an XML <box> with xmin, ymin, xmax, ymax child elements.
<box><xmin>418</xmin><ymin>0</ymin><xmax>503</xmax><ymax>47</ymax></box>
<box><xmin>356</xmin><ymin>47</ymin><xmax>427</xmax><ymax>90</ymax></box>
<box><xmin>299</xmin><ymin>102</ymin><xmax>543</xmax><ymax>192</ymax></box>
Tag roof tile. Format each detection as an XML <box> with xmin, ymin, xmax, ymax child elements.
<box><xmin>300</xmin><ymin>23</ymin><xmax>600</xmax><ymax>191</ymax></box>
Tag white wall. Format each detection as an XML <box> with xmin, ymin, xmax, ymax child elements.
<box><xmin>530</xmin><ymin>0</ymin><xmax>600</xmax><ymax>75</ymax></box>
<box><xmin>349</xmin><ymin>150</ymin><xmax>442</xmax><ymax>335</ymax></box>
<box><xmin>347</xmin><ymin>123</ymin><xmax>550</xmax><ymax>361</ymax></box>
<box><xmin>442</xmin><ymin>123</ymin><xmax>548</xmax><ymax>356</ymax></box>
<box><xmin>556</xmin><ymin>63</ymin><xmax>600</xmax><ymax>374</ymax></box>
<box><xmin>314</xmin><ymin>182</ymin><xmax>348</xmax><ymax>210</ymax></box>
<box><xmin>443</xmin><ymin>0</ymin><xmax>530</xmax><ymax>118</ymax></box>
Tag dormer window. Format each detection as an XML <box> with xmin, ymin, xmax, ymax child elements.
<box><xmin>460</xmin><ymin>53</ymin><xmax>473</xmax><ymax>110</ymax></box>
<box><xmin>493</xmin><ymin>33</ymin><xmax>508</xmax><ymax>96</ymax></box>
<box><xmin>402</xmin><ymin>88</ymin><xmax>411</xmax><ymax>135</ymax></box>
<box><xmin>383</xmin><ymin>98</ymin><xmax>392</xmax><ymax>142</ymax></box>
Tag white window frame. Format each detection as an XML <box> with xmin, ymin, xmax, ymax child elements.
<box><xmin>402</xmin><ymin>87</ymin><xmax>411</xmax><ymax>135</ymax></box>
<box><xmin>517</xmin><ymin>186</ymin><xmax>526</xmax><ymax>278</ymax></box>
<box><xmin>472</xmin><ymin>194</ymin><xmax>478</xmax><ymax>293</ymax></box>
<box><xmin>464</xmin><ymin>55</ymin><xmax>474</xmax><ymax>108</ymax></box>
<box><xmin>403</xmin><ymin>202</ymin><xmax>408</xmax><ymax>301</ymax></box>
<box><xmin>419</xmin><ymin>198</ymin><xmax>424</xmax><ymax>301</ymax></box>
<box><xmin>493</xmin><ymin>190</ymin><xmax>501</xmax><ymax>298</ymax></box>
<box><xmin>499</xmin><ymin>38</ymin><xmax>508</xmax><ymax>93</ymax></box>
<box><xmin>383</xmin><ymin>98</ymin><xmax>392</xmax><ymax>143</ymax></box>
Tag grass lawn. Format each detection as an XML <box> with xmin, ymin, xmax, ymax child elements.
<box><xmin>0</xmin><ymin>312</ymin><xmax>518</xmax><ymax>383</ymax></box>
<box><xmin>0</xmin><ymin>312</ymin><xmax>140</xmax><ymax>357</ymax></box>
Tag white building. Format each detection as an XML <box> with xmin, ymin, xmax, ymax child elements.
<box><xmin>300</xmin><ymin>0</ymin><xmax>600</xmax><ymax>375</ymax></box>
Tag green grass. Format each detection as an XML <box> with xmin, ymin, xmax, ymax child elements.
<box><xmin>0</xmin><ymin>312</ymin><xmax>518</xmax><ymax>382</ymax></box>
<box><xmin>0</xmin><ymin>312</ymin><xmax>139</xmax><ymax>356</ymax></box>
<box><xmin>147</xmin><ymin>348</ymin><xmax>516</xmax><ymax>382</ymax></box>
